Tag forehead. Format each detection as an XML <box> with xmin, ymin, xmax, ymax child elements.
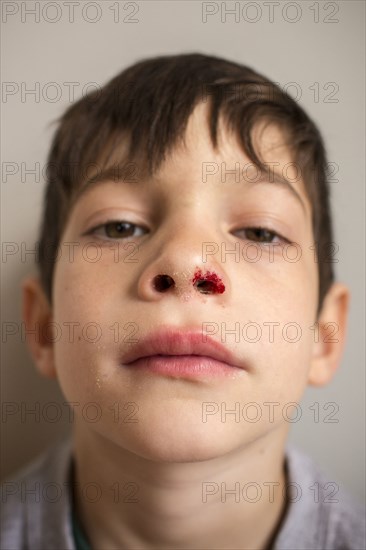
<box><xmin>159</xmin><ymin>102</ymin><xmax>295</xmax><ymax>178</ymax></box>
<box><xmin>73</xmin><ymin>101</ymin><xmax>310</xmax><ymax>217</ymax></box>
<box><xmin>183</xmin><ymin>101</ymin><xmax>289</xmax><ymax>158</ymax></box>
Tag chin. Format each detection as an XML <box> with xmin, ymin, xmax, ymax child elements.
<box><xmin>81</xmin><ymin>395</ymin><xmax>266</xmax><ymax>463</ymax></box>
<box><xmin>124</xmin><ymin>434</ymin><xmax>236</xmax><ymax>463</ymax></box>
<box><xmin>105</xmin><ymin>413</ymin><xmax>250</xmax><ymax>464</ymax></box>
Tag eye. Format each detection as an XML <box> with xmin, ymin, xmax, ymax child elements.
<box><xmin>233</xmin><ymin>227</ymin><xmax>287</xmax><ymax>244</ymax></box>
<box><xmin>86</xmin><ymin>221</ymin><xmax>148</xmax><ymax>240</ymax></box>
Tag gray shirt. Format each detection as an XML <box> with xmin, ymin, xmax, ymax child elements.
<box><xmin>1</xmin><ymin>435</ymin><xmax>365</xmax><ymax>549</ymax></box>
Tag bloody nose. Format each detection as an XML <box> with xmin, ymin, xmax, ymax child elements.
<box><xmin>192</xmin><ymin>269</ymin><xmax>225</xmax><ymax>294</ymax></box>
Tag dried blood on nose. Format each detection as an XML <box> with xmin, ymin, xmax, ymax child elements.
<box><xmin>192</xmin><ymin>269</ymin><xmax>225</xmax><ymax>294</ymax></box>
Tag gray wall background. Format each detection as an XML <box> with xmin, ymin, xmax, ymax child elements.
<box><xmin>1</xmin><ymin>1</ymin><xmax>365</xmax><ymax>505</ymax></box>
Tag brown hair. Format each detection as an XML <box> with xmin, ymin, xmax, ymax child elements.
<box><xmin>38</xmin><ymin>53</ymin><xmax>334</xmax><ymax>311</ymax></box>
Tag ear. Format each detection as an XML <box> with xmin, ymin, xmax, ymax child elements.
<box><xmin>308</xmin><ymin>282</ymin><xmax>350</xmax><ymax>386</ymax></box>
<box><xmin>21</xmin><ymin>276</ymin><xmax>57</xmax><ymax>379</ymax></box>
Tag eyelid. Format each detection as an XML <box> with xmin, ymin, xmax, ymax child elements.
<box><xmin>82</xmin><ymin>219</ymin><xmax>149</xmax><ymax>239</ymax></box>
<box><xmin>232</xmin><ymin>226</ymin><xmax>291</xmax><ymax>245</ymax></box>
<box><xmin>81</xmin><ymin>206</ymin><xmax>151</xmax><ymax>232</ymax></box>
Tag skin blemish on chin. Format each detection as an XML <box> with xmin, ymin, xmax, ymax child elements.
<box><xmin>192</xmin><ymin>269</ymin><xmax>225</xmax><ymax>294</ymax></box>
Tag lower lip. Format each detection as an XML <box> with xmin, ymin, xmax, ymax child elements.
<box><xmin>125</xmin><ymin>355</ymin><xmax>241</xmax><ymax>379</ymax></box>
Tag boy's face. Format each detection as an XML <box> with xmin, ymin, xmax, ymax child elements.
<box><xmin>28</xmin><ymin>103</ymin><xmax>345</xmax><ymax>461</ymax></box>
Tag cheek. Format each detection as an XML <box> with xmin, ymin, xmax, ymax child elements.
<box><xmin>229</xmin><ymin>250</ymin><xmax>318</xmax><ymax>398</ymax></box>
<box><xmin>51</xmin><ymin>252</ymin><xmax>123</xmax><ymax>402</ymax></box>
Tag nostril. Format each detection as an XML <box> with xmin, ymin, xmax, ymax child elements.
<box><xmin>194</xmin><ymin>280</ymin><xmax>216</xmax><ymax>294</ymax></box>
<box><xmin>153</xmin><ymin>274</ymin><xmax>175</xmax><ymax>292</ymax></box>
<box><xmin>192</xmin><ymin>269</ymin><xmax>226</xmax><ymax>294</ymax></box>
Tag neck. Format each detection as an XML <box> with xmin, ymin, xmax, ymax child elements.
<box><xmin>72</xmin><ymin>425</ymin><xmax>289</xmax><ymax>550</ymax></box>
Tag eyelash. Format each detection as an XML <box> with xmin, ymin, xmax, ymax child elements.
<box><xmin>85</xmin><ymin>221</ymin><xmax>148</xmax><ymax>241</ymax></box>
<box><xmin>85</xmin><ymin>221</ymin><xmax>289</xmax><ymax>245</ymax></box>
<box><xmin>233</xmin><ymin>226</ymin><xmax>289</xmax><ymax>244</ymax></box>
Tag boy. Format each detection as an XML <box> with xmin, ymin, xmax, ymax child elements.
<box><xmin>1</xmin><ymin>53</ymin><xmax>365</xmax><ymax>549</ymax></box>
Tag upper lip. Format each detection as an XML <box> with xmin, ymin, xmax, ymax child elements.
<box><xmin>122</xmin><ymin>328</ymin><xmax>244</xmax><ymax>369</ymax></box>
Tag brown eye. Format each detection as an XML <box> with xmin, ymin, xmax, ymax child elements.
<box><xmin>245</xmin><ymin>228</ymin><xmax>277</xmax><ymax>243</ymax></box>
<box><xmin>87</xmin><ymin>221</ymin><xmax>148</xmax><ymax>241</ymax></box>
<box><xmin>233</xmin><ymin>227</ymin><xmax>284</xmax><ymax>243</ymax></box>
<box><xmin>105</xmin><ymin>222</ymin><xmax>136</xmax><ymax>238</ymax></box>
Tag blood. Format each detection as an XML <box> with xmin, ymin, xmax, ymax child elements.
<box><xmin>192</xmin><ymin>269</ymin><xmax>225</xmax><ymax>294</ymax></box>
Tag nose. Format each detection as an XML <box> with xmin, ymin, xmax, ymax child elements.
<box><xmin>136</xmin><ymin>227</ymin><xmax>229</xmax><ymax>301</ymax></box>
<box><xmin>152</xmin><ymin>269</ymin><xmax>225</xmax><ymax>295</ymax></box>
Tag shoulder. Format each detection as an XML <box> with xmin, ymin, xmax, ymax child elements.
<box><xmin>0</xmin><ymin>435</ymin><xmax>75</xmax><ymax>550</ymax></box>
<box><xmin>273</xmin><ymin>444</ymin><xmax>366</xmax><ymax>550</ymax></box>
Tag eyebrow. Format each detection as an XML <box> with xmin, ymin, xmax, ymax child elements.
<box><xmin>245</xmin><ymin>170</ymin><xmax>307</xmax><ymax>214</ymax></box>
<box><xmin>72</xmin><ymin>164</ymin><xmax>142</xmax><ymax>204</ymax></box>
<box><xmin>73</xmin><ymin>163</ymin><xmax>307</xmax><ymax>215</ymax></box>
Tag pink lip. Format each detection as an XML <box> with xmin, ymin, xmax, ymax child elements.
<box><xmin>122</xmin><ymin>329</ymin><xmax>246</xmax><ymax>378</ymax></box>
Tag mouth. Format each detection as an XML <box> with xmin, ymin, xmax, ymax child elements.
<box><xmin>122</xmin><ymin>328</ymin><xmax>246</xmax><ymax>379</ymax></box>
